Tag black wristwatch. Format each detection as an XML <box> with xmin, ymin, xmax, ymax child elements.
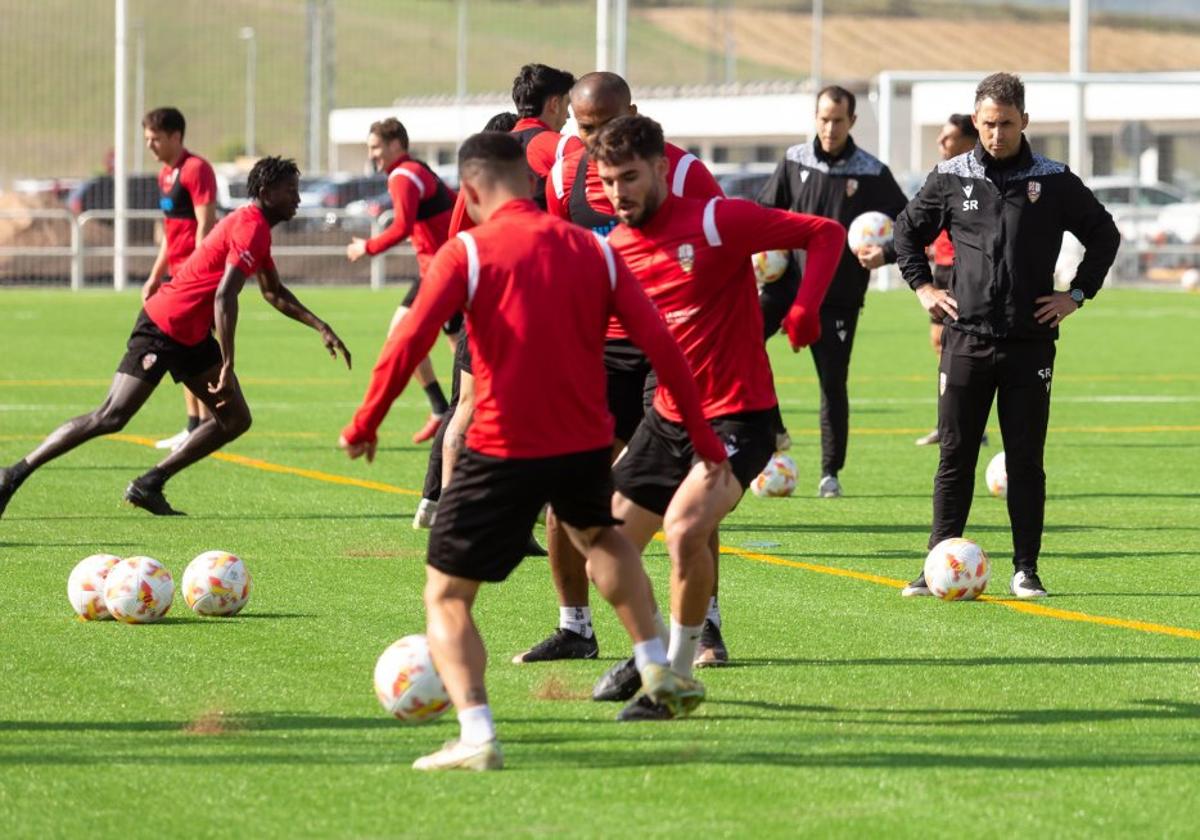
<box><xmin>1068</xmin><ymin>288</ymin><xmax>1085</xmax><ymax>308</ymax></box>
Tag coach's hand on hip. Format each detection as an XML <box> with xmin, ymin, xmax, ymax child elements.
<box><xmin>915</xmin><ymin>283</ymin><xmax>958</xmax><ymax>321</ymax></box>
<box><xmin>1034</xmin><ymin>291</ymin><xmax>1080</xmax><ymax>328</ymax></box>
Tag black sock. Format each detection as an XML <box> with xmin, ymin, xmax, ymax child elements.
<box><xmin>6</xmin><ymin>458</ymin><xmax>32</xmax><ymax>487</ymax></box>
<box><xmin>186</xmin><ymin>415</ymin><xmax>201</xmax><ymax>433</ymax></box>
<box><xmin>138</xmin><ymin>467</ymin><xmax>169</xmax><ymax>490</ymax></box>
<box><xmin>424</xmin><ymin>382</ymin><xmax>449</xmax><ymax>416</ymax></box>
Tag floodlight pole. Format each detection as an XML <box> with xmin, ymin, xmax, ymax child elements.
<box><xmin>596</xmin><ymin>0</ymin><xmax>609</xmax><ymax>72</ymax></box>
<box><xmin>811</xmin><ymin>0</ymin><xmax>823</xmax><ymax>93</ymax></box>
<box><xmin>1069</xmin><ymin>0</ymin><xmax>1090</xmax><ymax>177</ymax></box>
<box><xmin>114</xmin><ymin>0</ymin><xmax>128</xmax><ymax>291</ymax></box>
<box><xmin>133</xmin><ymin>19</ymin><xmax>144</xmax><ymax>173</ymax></box>
<box><xmin>614</xmin><ymin>0</ymin><xmax>628</xmax><ymax>78</ymax></box>
<box><xmin>240</xmin><ymin>27</ymin><xmax>257</xmax><ymax>158</ymax></box>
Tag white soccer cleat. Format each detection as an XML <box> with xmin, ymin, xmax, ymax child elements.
<box><xmin>914</xmin><ymin>429</ymin><xmax>939</xmax><ymax>446</ymax></box>
<box><xmin>817</xmin><ymin>475</ymin><xmax>842</xmax><ymax>498</ymax></box>
<box><xmin>412</xmin><ymin>739</ymin><xmax>503</xmax><ymax>772</ymax></box>
<box><xmin>155</xmin><ymin>429</ymin><xmax>190</xmax><ymax>451</ymax></box>
<box><xmin>1010</xmin><ymin>570</ymin><xmax>1048</xmax><ymax>599</ymax></box>
<box><xmin>412</xmin><ymin>498</ymin><xmax>438</xmax><ymax>529</ymax></box>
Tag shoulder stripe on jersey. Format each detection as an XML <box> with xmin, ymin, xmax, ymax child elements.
<box><xmin>554</xmin><ymin>134</ymin><xmax>571</xmax><ymax>161</ymax></box>
<box><xmin>672</xmin><ymin>153</ymin><xmax>697</xmax><ymax>197</ymax></box>
<box><xmin>550</xmin><ymin>158</ymin><xmax>566</xmax><ymax>199</ymax></box>
<box><xmin>702</xmin><ymin>197</ymin><xmax>723</xmax><ymax>247</ymax></box>
<box><xmin>593</xmin><ymin>231</ymin><xmax>617</xmax><ymax>291</ymax></box>
<box><xmin>390</xmin><ymin>166</ymin><xmax>426</xmax><ymax>198</ymax></box>
<box><xmin>457</xmin><ymin>231</ymin><xmax>480</xmax><ymax>306</ymax></box>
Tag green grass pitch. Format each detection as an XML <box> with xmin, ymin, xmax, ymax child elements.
<box><xmin>1</xmin><ymin>287</ymin><xmax>1198</xmax><ymax>838</ymax></box>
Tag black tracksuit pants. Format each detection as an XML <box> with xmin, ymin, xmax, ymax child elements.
<box><xmin>931</xmin><ymin>328</ymin><xmax>1056</xmax><ymax>571</ymax></box>
<box><xmin>809</xmin><ymin>305</ymin><xmax>861</xmax><ymax>477</ymax></box>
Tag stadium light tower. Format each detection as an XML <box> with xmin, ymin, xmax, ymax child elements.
<box><xmin>1069</xmin><ymin>0</ymin><xmax>1089</xmax><ymax>176</ymax></box>
<box><xmin>596</xmin><ymin>0</ymin><xmax>610</xmax><ymax>72</ymax></box>
<box><xmin>113</xmin><ymin>0</ymin><xmax>128</xmax><ymax>290</ymax></box>
<box><xmin>240</xmin><ymin>27</ymin><xmax>257</xmax><ymax>158</ymax></box>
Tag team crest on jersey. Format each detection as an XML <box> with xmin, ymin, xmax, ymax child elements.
<box><xmin>846</xmin><ymin>179</ymin><xmax>859</xmax><ymax>197</ymax></box>
<box><xmin>141</xmin><ymin>353</ymin><xmax>158</xmax><ymax>371</ymax></box>
<box><xmin>677</xmin><ymin>243</ymin><xmax>695</xmax><ymax>273</ymax></box>
<box><xmin>1027</xmin><ymin>181</ymin><xmax>1042</xmax><ymax>203</ymax></box>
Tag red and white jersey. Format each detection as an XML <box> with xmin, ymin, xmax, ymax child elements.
<box><xmin>157</xmin><ymin>148</ymin><xmax>217</xmax><ymax>275</ymax></box>
<box><xmin>143</xmin><ymin>205</ymin><xmax>275</xmax><ymax>346</ymax></box>
<box><xmin>364</xmin><ymin>155</ymin><xmax>456</xmax><ymax>276</ymax></box>
<box><xmin>342</xmin><ymin>199</ymin><xmax>725</xmax><ymax>463</ymax></box>
<box><xmin>607</xmin><ymin>195</ymin><xmax>845</xmax><ymax>421</ymax></box>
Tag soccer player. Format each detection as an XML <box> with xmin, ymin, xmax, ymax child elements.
<box><xmin>513</xmin><ymin>71</ymin><xmax>728</xmax><ymax>667</ymax></box>
<box><xmin>589</xmin><ymin>116</ymin><xmax>846</xmax><ymax>719</ymax></box>
<box><xmin>337</xmin><ymin>132</ymin><xmax>726</xmax><ymax>770</ymax></box>
<box><xmin>0</xmin><ymin>157</ymin><xmax>351</xmax><ymax>519</ymax></box>
<box><xmin>893</xmin><ymin>73</ymin><xmax>1119</xmax><ymax>599</ymax></box>
<box><xmin>758</xmin><ymin>86</ymin><xmax>909</xmax><ymax>498</ymax></box>
<box><xmin>139</xmin><ymin>107</ymin><xmax>218</xmax><ymax>452</ymax></box>
<box><xmin>346</xmin><ymin>117</ymin><xmax>456</xmax><ymax>446</ymax></box>
<box><xmin>915</xmin><ymin>114</ymin><xmax>981</xmax><ymax>447</ymax></box>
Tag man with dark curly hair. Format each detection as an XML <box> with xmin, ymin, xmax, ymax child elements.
<box><xmin>0</xmin><ymin>156</ymin><xmax>351</xmax><ymax>519</ymax></box>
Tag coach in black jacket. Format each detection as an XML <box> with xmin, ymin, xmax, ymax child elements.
<box><xmin>758</xmin><ymin>85</ymin><xmax>909</xmax><ymax>498</ymax></box>
<box><xmin>893</xmin><ymin>72</ymin><xmax>1120</xmax><ymax>599</ymax></box>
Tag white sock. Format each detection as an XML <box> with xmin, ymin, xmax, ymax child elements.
<box><xmin>558</xmin><ymin>605</ymin><xmax>593</xmax><ymax>638</ymax></box>
<box><xmin>706</xmin><ymin>596</ymin><xmax>721</xmax><ymax>628</ymax></box>
<box><xmin>652</xmin><ymin>608</ymin><xmax>669</xmax><ymax>646</ymax></box>
<box><xmin>457</xmin><ymin>704</ymin><xmax>495</xmax><ymax>746</ymax></box>
<box><xmin>632</xmin><ymin>637</ymin><xmax>668</xmax><ymax>672</ymax></box>
<box><xmin>667</xmin><ymin>619</ymin><xmax>703</xmax><ymax>680</ymax></box>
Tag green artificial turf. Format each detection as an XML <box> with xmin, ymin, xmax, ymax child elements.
<box><xmin>1</xmin><ymin>287</ymin><xmax>1198</xmax><ymax>838</ymax></box>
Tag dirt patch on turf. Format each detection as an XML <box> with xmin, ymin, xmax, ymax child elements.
<box><xmin>182</xmin><ymin>710</ymin><xmax>242</xmax><ymax>736</ymax></box>
<box><xmin>532</xmin><ymin>674</ymin><xmax>590</xmax><ymax>702</ymax></box>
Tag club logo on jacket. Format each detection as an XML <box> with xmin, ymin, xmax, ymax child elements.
<box><xmin>677</xmin><ymin>243</ymin><xmax>695</xmax><ymax>273</ymax></box>
<box><xmin>141</xmin><ymin>353</ymin><xmax>158</xmax><ymax>371</ymax></box>
<box><xmin>1027</xmin><ymin>181</ymin><xmax>1042</xmax><ymax>204</ymax></box>
<box><xmin>845</xmin><ymin>179</ymin><xmax>858</xmax><ymax>198</ymax></box>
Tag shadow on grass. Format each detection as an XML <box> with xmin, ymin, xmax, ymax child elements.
<box><xmin>728</xmin><ymin>656</ymin><xmax>1200</xmax><ymax>668</ymax></box>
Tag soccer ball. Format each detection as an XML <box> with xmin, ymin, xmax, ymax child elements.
<box><xmin>67</xmin><ymin>553</ymin><xmax>122</xmax><ymax>620</ymax></box>
<box><xmin>751</xmin><ymin>454</ymin><xmax>798</xmax><ymax>498</ymax></box>
<box><xmin>846</xmin><ymin>211</ymin><xmax>894</xmax><ymax>253</ymax></box>
<box><xmin>1182</xmin><ymin>268</ymin><xmax>1200</xmax><ymax>292</ymax></box>
<box><xmin>103</xmin><ymin>556</ymin><xmax>175</xmax><ymax>624</ymax></box>
<box><xmin>373</xmin><ymin>635</ymin><xmax>451</xmax><ymax>723</ymax></box>
<box><xmin>986</xmin><ymin>451</ymin><xmax>1007</xmax><ymax>499</ymax></box>
<box><xmin>752</xmin><ymin>250</ymin><xmax>790</xmax><ymax>285</ymax></box>
<box><xmin>923</xmin><ymin>538</ymin><xmax>990</xmax><ymax>601</ymax></box>
<box><xmin>183</xmin><ymin>551</ymin><xmax>252</xmax><ymax>616</ymax></box>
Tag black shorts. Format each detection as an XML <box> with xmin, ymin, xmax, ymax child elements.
<box><xmin>401</xmin><ymin>278</ymin><xmax>462</xmax><ymax>336</ymax></box>
<box><xmin>604</xmin><ymin>339</ymin><xmax>653</xmax><ymax>443</ymax></box>
<box><xmin>428</xmin><ymin>446</ymin><xmax>619</xmax><ymax>582</ymax></box>
<box><xmin>613</xmin><ymin>407</ymin><xmax>776</xmax><ymax>516</ymax></box>
<box><xmin>116</xmin><ymin>309</ymin><xmax>222</xmax><ymax>386</ymax></box>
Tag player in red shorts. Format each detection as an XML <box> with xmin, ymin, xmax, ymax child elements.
<box><xmin>139</xmin><ymin>107</ymin><xmax>219</xmax><ymax>453</ymax></box>
<box><xmin>346</xmin><ymin>117</ymin><xmax>457</xmax><ymax>446</ymax></box>
<box><xmin>0</xmin><ymin>158</ymin><xmax>351</xmax><ymax>519</ymax></box>
<box><xmin>337</xmin><ymin>132</ymin><xmax>726</xmax><ymax>770</ymax></box>
<box><xmin>587</xmin><ymin>116</ymin><xmax>846</xmax><ymax>719</ymax></box>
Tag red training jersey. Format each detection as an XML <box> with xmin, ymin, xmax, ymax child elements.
<box><xmin>342</xmin><ymin>199</ymin><xmax>726</xmax><ymax>463</ymax></box>
<box><xmin>607</xmin><ymin>195</ymin><xmax>846</xmax><ymax>422</ymax></box>
<box><xmin>931</xmin><ymin>229</ymin><xmax>955</xmax><ymax>267</ymax></box>
<box><xmin>158</xmin><ymin>149</ymin><xmax>217</xmax><ymax>275</ymax></box>
<box><xmin>143</xmin><ymin>204</ymin><xmax>275</xmax><ymax>347</ymax></box>
<box><xmin>364</xmin><ymin>155</ymin><xmax>456</xmax><ymax>276</ymax></box>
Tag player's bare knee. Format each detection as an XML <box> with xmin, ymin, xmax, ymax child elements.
<box><xmin>92</xmin><ymin>405</ymin><xmax>131</xmax><ymax>435</ymax></box>
<box><xmin>664</xmin><ymin>517</ymin><xmax>709</xmax><ymax>564</ymax></box>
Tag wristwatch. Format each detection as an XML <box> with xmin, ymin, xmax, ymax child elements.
<box><xmin>1068</xmin><ymin>288</ymin><xmax>1085</xmax><ymax>308</ymax></box>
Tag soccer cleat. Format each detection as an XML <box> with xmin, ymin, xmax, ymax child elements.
<box><xmin>1010</xmin><ymin>569</ymin><xmax>1048</xmax><ymax>599</ymax></box>
<box><xmin>818</xmin><ymin>475</ymin><xmax>843</xmax><ymax>498</ymax></box>
<box><xmin>616</xmin><ymin>693</ymin><xmax>675</xmax><ymax>721</ymax></box>
<box><xmin>693</xmin><ymin>619</ymin><xmax>729</xmax><ymax>668</ymax></box>
<box><xmin>511</xmin><ymin>628</ymin><xmax>598</xmax><ymax>664</ymax></box>
<box><xmin>0</xmin><ymin>468</ymin><xmax>17</xmax><ymax>519</ymax></box>
<box><xmin>412</xmin><ymin>739</ymin><xmax>503</xmax><ymax>772</ymax></box>
<box><xmin>411</xmin><ymin>414</ymin><xmax>443</xmax><ymax>444</ymax></box>
<box><xmin>641</xmin><ymin>663</ymin><xmax>705</xmax><ymax>717</ymax></box>
<box><xmin>155</xmin><ymin>428</ymin><xmax>190</xmax><ymax>451</ymax></box>
<box><xmin>523</xmin><ymin>533</ymin><xmax>548</xmax><ymax>557</ymax></box>
<box><xmin>901</xmin><ymin>572</ymin><xmax>932</xmax><ymax>597</ymax></box>
<box><xmin>412</xmin><ymin>498</ymin><xmax>438</xmax><ymax>529</ymax></box>
<box><xmin>124</xmin><ymin>480</ymin><xmax>186</xmax><ymax>516</ymax></box>
<box><xmin>775</xmin><ymin>430</ymin><xmax>792</xmax><ymax>451</ymax></box>
<box><xmin>592</xmin><ymin>656</ymin><xmax>641</xmax><ymax>702</ymax></box>
<box><xmin>915</xmin><ymin>429</ymin><xmax>940</xmax><ymax>446</ymax></box>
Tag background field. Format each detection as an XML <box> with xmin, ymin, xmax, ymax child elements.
<box><xmin>1</xmin><ymin>287</ymin><xmax>1198</xmax><ymax>837</ymax></box>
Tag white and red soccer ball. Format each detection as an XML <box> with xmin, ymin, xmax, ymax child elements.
<box><xmin>183</xmin><ymin>550</ymin><xmax>252</xmax><ymax>616</ymax></box>
<box><xmin>986</xmin><ymin>451</ymin><xmax>1008</xmax><ymax>499</ymax></box>
<box><xmin>751</xmin><ymin>454</ymin><xmax>799</xmax><ymax>498</ymax></box>
<box><xmin>374</xmin><ymin>635</ymin><xmax>451</xmax><ymax>723</ymax></box>
<box><xmin>752</xmin><ymin>250</ymin><xmax>790</xmax><ymax>285</ymax></box>
<box><xmin>102</xmin><ymin>555</ymin><xmax>175</xmax><ymax>624</ymax></box>
<box><xmin>846</xmin><ymin>211</ymin><xmax>894</xmax><ymax>253</ymax></box>
<box><xmin>923</xmin><ymin>538</ymin><xmax>990</xmax><ymax>601</ymax></box>
<box><xmin>67</xmin><ymin>553</ymin><xmax>123</xmax><ymax>620</ymax></box>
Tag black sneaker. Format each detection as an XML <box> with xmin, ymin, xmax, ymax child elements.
<box><xmin>616</xmin><ymin>693</ymin><xmax>675</xmax><ymax>721</ymax></box>
<box><xmin>901</xmin><ymin>572</ymin><xmax>932</xmax><ymax>597</ymax></box>
<box><xmin>523</xmin><ymin>534</ymin><xmax>548</xmax><ymax>557</ymax></box>
<box><xmin>0</xmin><ymin>468</ymin><xmax>17</xmax><ymax>519</ymax></box>
<box><xmin>1010</xmin><ymin>569</ymin><xmax>1048</xmax><ymax>599</ymax></box>
<box><xmin>694</xmin><ymin>619</ymin><xmax>729</xmax><ymax>668</ymax></box>
<box><xmin>592</xmin><ymin>656</ymin><xmax>641</xmax><ymax>702</ymax></box>
<box><xmin>124</xmin><ymin>480</ymin><xmax>186</xmax><ymax>516</ymax></box>
<box><xmin>511</xmin><ymin>628</ymin><xmax>598</xmax><ymax>664</ymax></box>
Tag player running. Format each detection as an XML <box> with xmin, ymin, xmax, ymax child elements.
<box><xmin>0</xmin><ymin>157</ymin><xmax>351</xmax><ymax>519</ymax></box>
<box><xmin>337</xmin><ymin>132</ymin><xmax>726</xmax><ymax>770</ymax></box>
<box><xmin>513</xmin><ymin>71</ymin><xmax>727</xmax><ymax>667</ymax></box>
<box><xmin>346</xmin><ymin>117</ymin><xmax>457</xmax><ymax>447</ymax></box>
<box><xmin>587</xmin><ymin>116</ymin><xmax>845</xmax><ymax>719</ymax></box>
<box><xmin>139</xmin><ymin>107</ymin><xmax>219</xmax><ymax>452</ymax></box>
